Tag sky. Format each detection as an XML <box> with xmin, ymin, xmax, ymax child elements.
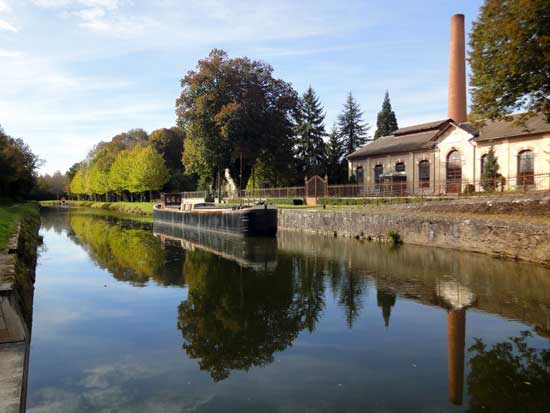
<box><xmin>0</xmin><ymin>0</ymin><xmax>484</xmax><ymax>174</ymax></box>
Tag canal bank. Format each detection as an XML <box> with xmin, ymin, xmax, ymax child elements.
<box><xmin>278</xmin><ymin>195</ymin><xmax>550</xmax><ymax>265</ymax></box>
<box><xmin>0</xmin><ymin>204</ymin><xmax>40</xmax><ymax>413</ymax></box>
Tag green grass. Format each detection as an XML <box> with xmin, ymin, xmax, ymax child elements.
<box><xmin>40</xmin><ymin>200</ymin><xmax>156</xmax><ymax>216</ymax></box>
<box><xmin>0</xmin><ymin>202</ymin><xmax>39</xmax><ymax>250</ymax></box>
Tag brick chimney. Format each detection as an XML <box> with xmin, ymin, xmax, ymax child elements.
<box><xmin>448</xmin><ymin>14</ymin><xmax>467</xmax><ymax>123</ymax></box>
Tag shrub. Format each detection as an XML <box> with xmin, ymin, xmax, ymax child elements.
<box><xmin>387</xmin><ymin>229</ymin><xmax>402</xmax><ymax>244</ymax></box>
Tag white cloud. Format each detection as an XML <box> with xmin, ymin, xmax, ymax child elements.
<box><xmin>0</xmin><ymin>0</ymin><xmax>10</xmax><ymax>13</ymax></box>
<box><xmin>0</xmin><ymin>48</ymin><xmax>23</xmax><ymax>57</ymax></box>
<box><xmin>0</xmin><ymin>18</ymin><xmax>16</xmax><ymax>31</ymax></box>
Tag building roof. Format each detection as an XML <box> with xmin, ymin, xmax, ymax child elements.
<box><xmin>347</xmin><ymin>113</ymin><xmax>550</xmax><ymax>159</ymax></box>
<box><xmin>393</xmin><ymin>119</ymin><xmax>450</xmax><ymax>136</ymax></box>
<box><xmin>470</xmin><ymin>113</ymin><xmax>550</xmax><ymax>142</ymax></box>
<box><xmin>347</xmin><ymin>119</ymin><xmax>451</xmax><ymax>159</ymax></box>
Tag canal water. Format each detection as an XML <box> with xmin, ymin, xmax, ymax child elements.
<box><xmin>26</xmin><ymin>208</ymin><xmax>550</xmax><ymax>412</ymax></box>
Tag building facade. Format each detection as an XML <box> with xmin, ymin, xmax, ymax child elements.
<box><xmin>347</xmin><ymin>114</ymin><xmax>550</xmax><ymax>195</ymax></box>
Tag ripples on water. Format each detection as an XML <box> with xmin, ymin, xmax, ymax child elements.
<box><xmin>26</xmin><ymin>208</ymin><xmax>550</xmax><ymax>412</ymax></box>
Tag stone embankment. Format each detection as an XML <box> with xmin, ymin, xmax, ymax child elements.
<box><xmin>278</xmin><ymin>194</ymin><xmax>550</xmax><ymax>265</ymax></box>
<box><xmin>0</xmin><ymin>211</ymin><xmax>40</xmax><ymax>413</ymax></box>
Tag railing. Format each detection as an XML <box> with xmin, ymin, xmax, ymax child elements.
<box><xmin>179</xmin><ymin>173</ymin><xmax>550</xmax><ymax>200</ymax></box>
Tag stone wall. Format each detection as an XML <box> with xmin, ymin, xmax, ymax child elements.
<box><xmin>0</xmin><ymin>210</ymin><xmax>40</xmax><ymax>413</ymax></box>
<box><xmin>278</xmin><ymin>209</ymin><xmax>550</xmax><ymax>265</ymax></box>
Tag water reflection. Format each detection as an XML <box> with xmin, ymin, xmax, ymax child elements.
<box><xmin>30</xmin><ymin>208</ymin><xmax>550</xmax><ymax>412</ymax></box>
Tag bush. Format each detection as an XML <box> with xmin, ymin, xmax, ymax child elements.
<box><xmin>387</xmin><ymin>229</ymin><xmax>402</xmax><ymax>244</ymax></box>
<box><xmin>463</xmin><ymin>184</ymin><xmax>475</xmax><ymax>195</ymax></box>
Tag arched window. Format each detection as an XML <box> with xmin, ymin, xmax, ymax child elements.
<box><xmin>395</xmin><ymin>162</ymin><xmax>405</xmax><ymax>172</ymax></box>
<box><xmin>517</xmin><ymin>150</ymin><xmax>534</xmax><ymax>185</ymax></box>
<box><xmin>419</xmin><ymin>160</ymin><xmax>430</xmax><ymax>188</ymax></box>
<box><xmin>480</xmin><ymin>154</ymin><xmax>487</xmax><ymax>175</ymax></box>
<box><xmin>355</xmin><ymin>166</ymin><xmax>364</xmax><ymax>185</ymax></box>
<box><xmin>446</xmin><ymin>150</ymin><xmax>462</xmax><ymax>193</ymax></box>
<box><xmin>374</xmin><ymin>165</ymin><xmax>383</xmax><ymax>190</ymax></box>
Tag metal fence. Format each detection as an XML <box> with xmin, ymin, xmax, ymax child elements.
<box><xmin>180</xmin><ymin>173</ymin><xmax>550</xmax><ymax>200</ymax></box>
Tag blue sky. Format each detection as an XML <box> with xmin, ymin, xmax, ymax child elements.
<box><xmin>0</xmin><ymin>0</ymin><xmax>484</xmax><ymax>174</ymax></box>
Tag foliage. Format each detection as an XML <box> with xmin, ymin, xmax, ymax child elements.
<box><xmin>32</xmin><ymin>171</ymin><xmax>67</xmax><ymax>200</ymax></box>
<box><xmin>337</xmin><ymin>92</ymin><xmax>369</xmax><ymax>156</ymax></box>
<box><xmin>293</xmin><ymin>86</ymin><xmax>327</xmax><ymax>178</ymax></box>
<box><xmin>374</xmin><ymin>91</ymin><xmax>398</xmax><ymax>138</ymax></box>
<box><xmin>0</xmin><ymin>125</ymin><xmax>41</xmax><ymax>198</ymax></box>
<box><xmin>128</xmin><ymin>145</ymin><xmax>170</xmax><ymax>195</ymax></box>
<box><xmin>178</xmin><ymin>249</ymin><xmax>324</xmax><ymax>381</ymax></box>
<box><xmin>325</xmin><ymin>124</ymin><xmax>346</xmax><ymax>183</ymax></box>
<box><xmin>176</xmin><ymin>49</ymin><xmax>298</xmax><ymax>188</ymax></box>
<box><xmin>150</xmin><ymin>127</ymin><xmax>185</xmax><ymax>174</ymax></box>
<box><xmin>0</xmin><ymin>202</ymin><xmax>39</xmax><ymax>250</ymax></box>
<box><xmin>481</xmin><ymin>146</ymin><xmax>501</xmax><ymax>192</ymax></box>
<box><xmin>68</xmin><ymin>130</ymin><xmax>170</xmax><ymax>201</ymax></box>
<box><xmin>467</xmin><ymin>331</ymin><xmax>550</xmax><ymax>412</ymax></box>
<box><xmin>468</xmin><ymin>0</ymin><xmax>550</xmax><ymax>120</ymax></box>
<box><xmin>387</xmin><ymin>229</ymin><xmax>402</xmax><ymax>244</ymax></box>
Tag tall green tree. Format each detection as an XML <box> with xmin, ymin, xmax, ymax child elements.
<box><xmin>0</xmin><ymin>127</ymin><xmax>40</xmax><ymax>198</ymax></box>
<box><xmin>481</xmin><ymin>146</ymin><xmax>501</xmax><ymax>192</ymax></box>
<box><xmin>176</xmin><ymin>49</ymin><xmax>298</xmax><ymax>189</ymax></box>
<box><xmin>150</xmin><ymin>127</ymin><xmax>185</xmax><ymax>173</ymax></box>
<box><xmin>108</xmin><ymin>149</ymin><xmax>131</xmax><ymax>198</ymax></box>
<box><xmin>469</xmin><ymin>0</ymin><xmax>550</xmax><ymax>120</ymax></box>
<box><xmin>325</xmin><ymin>124</ymin><xmax>346</xmax><ymax>183</ymax></box>
<box><xmin>294</xmin><ymin>86</ymin><xmax>327</xmax><ymax>177</ymax></box>
<box><xmin>337</xmin><ymin>92</ymin><xmax>369</xmax><ymax>156</ymax></box>
<box><xmin>374</xmin><ymin>91</ymin><xmax>398</xmax><ymax>138</ymax></box>
<box><xmin>128</xmin><ymin>145</ymin><xmax>170</xmax><ymax>200</ymax></box>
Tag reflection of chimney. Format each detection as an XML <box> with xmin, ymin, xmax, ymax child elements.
<box><xmin>448</xmin><ymin>14</ymin><xmax>467</xmax><ymax>123</ymax></box>
<box><xmin>447</xmin><ymin>308</ymin><xmax>466</xmax><ymax>405</ymax></box>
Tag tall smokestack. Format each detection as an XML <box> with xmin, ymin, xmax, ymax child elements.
<box><xmin>448</xmin><ymin>14</ymin><xmax>467</xmax><ymax>123</ymax></box>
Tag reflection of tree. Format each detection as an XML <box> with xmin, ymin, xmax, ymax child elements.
<box><xmin>178</xmin><ymin>251</ymin><xmax>324</xmax><ymax>382</ymax></box>
<box><xmin>69</xmin><ymin>215</ymin><xmax>183</xmax><ymax>286</ymax></box>
<box><xmin>377</xmin><ymin>289</ymin><xmax>396</xmax><ymax>328</ymax></box>
<box><xmin>467</xmin><ymin>332</ymin><xmax>550</xmax><ymax>412</ymax></box>
<box><xmin>338</xmin><ymin>271</ymin><xmax>366</xmax><ymax>328</ymax></box>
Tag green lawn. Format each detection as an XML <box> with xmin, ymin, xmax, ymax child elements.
<box><xmin>0</xmin><ymin>202</ymin><xmax>39</xmax><ymax>250</ymax></box>
<box><xmin>40</xmin><ymin>200</ymin><xmax>156</xmax><ymax>216</ymax></box>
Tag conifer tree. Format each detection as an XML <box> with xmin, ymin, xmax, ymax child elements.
<box><xmin>294</xmin><ymin>86</ymin><xmax>327</xmax><ymax>177</ymax></box>
<box><xmin>337</xmin><ymin>92</ymin><xmax>369</xmax><ymax>156</ymax></box>
<box><xmin>325</xmin><ymin>124</ymin><xmax>346</xmax><ymax>183</ymax></box>
<box><xmin>374</xmin><ymin>91</ymin><xmax>398</xmax><ymax>139</ymax></box>
<box><xmin>481</xmin><ymin>146</ymin><xmax>500</xmax><ymax>192</ymax></box>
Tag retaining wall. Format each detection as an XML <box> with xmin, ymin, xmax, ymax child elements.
<box><xmin>0</xmin><ymin>211</ymin><xmax>40</xmax><ymax>413</ymax></box>
<box><xmin>278</xmin><ymin>209</ymin><xmax>550</xmax><ymax>265</ymax></box>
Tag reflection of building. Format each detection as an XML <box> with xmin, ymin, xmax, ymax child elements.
<box><xmin>348</xmin><ymin>14</ymin><xmax>550</xmax><ymax>194</ymax></box>
<box><xmin>376</xmin><ymin>289</ymin><xmax>396</xmax><ymax>328</ymax></box>
<box><xmin>438</xmin><ymin>279</ymin><xmax>475</xmax><ymax>406</ymax></box>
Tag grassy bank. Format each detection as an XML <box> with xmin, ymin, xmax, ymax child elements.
<box><xmin>40</xmin><ymin>200</ymin><xmax>156</xmax><ymax>216</ymax></box>
<box><xmin>0</xmin><ymin>202</ymin><xmax>40</xmax><ymax>250</ymax></box>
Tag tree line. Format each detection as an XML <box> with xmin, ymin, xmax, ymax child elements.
<box><xmin>60</xmin><ymin>49</ymin><xmax>399</xmax><ymax>200</ymax></box>
<box><xmin>0</xmin><ymin>125</ymin><xmax>40</xmax><ymax>199</ymax></box>
<box><xmin>45</xmin><ymin>0</ymin><xmax>550</xmax><ymax>199</ymax></box>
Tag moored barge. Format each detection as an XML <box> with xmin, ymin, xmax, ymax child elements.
<box><xmin>154</xmin><ymin>193</ymin><xmax>278</xmax><ymax>237</ymax></box>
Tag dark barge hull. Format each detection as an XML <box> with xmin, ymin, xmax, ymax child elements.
<box><xmin>153</xmin><ymin>204</ymin><xmax>277</xmax><ymax>237</ymax></box>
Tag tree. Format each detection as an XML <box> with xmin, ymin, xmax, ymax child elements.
<box><xmin>469</xmin><ymin>0</ymin><xmax>550</xmax><ymax>120</ymax></box>
<box><xmin>294</xmin><ymin>86</ymin><xmax>327</xmax><ymax>178</ymax></box>
<box><xmin>128</xmin><ymin>145</ymin><xmax>170</xmax><ymax>200</ymax></box>
<box><xmin>374</xmin><ymin>91</ymin><xmax>398</xmax><ymax>138</ymax></box>
<box><xmin>108</xmin><ymin>150</ymin><xmax>131</xmax><ymax>198</ymax></box>
<box><xmin>176</xmin><ymin>49</ymin><xmax>298</xmax><ymax>189</ymax></box>
<box><xmin>70</xmin><ymin>168</ymin><xmax>86</xmax><ymax>199</ymax></box>
<box><xmin>0</xmin><ymin>126</ymin><xmax>40</xmax><ymax>198</ymax></box>
<box><xmin>325</xmin><ymin>124</ymin><xmax>346</xmax><ymax>183</ymax></box>
<box><xmin>467</xmin><ymin>332</ymin><xmax>550</xmax><ymax>412</ymax></box>
<box><xmin>481</xmin><ymin>146</ymin><xmax>501</xmax><ymax>192</ymax></box>
<box><xmin>338</xmin><ymin>92</ymin><xmax>369</xmax><ymax>156</ymax></box>
<box><xmin>150</xmin><ymin>127</ymin><xmax>185</xmax><ymax>174</ymax></box>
